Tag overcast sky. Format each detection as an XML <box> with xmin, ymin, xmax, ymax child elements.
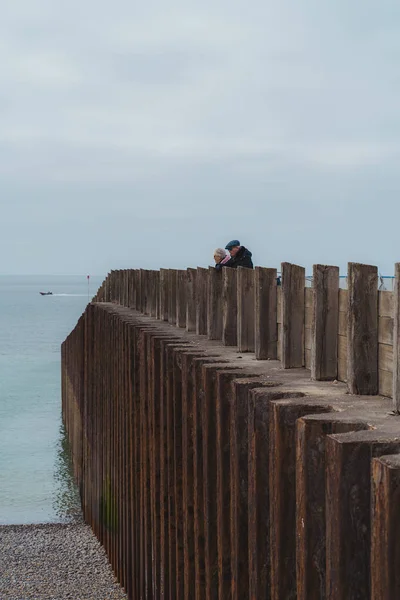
<box><xmin>1</xmin><ymin>0</ymin><xmax>400</xmax><ymax>276</ymax></box>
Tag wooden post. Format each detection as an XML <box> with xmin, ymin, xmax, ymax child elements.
<box><xmin>176</xmin><ymin>270</ymin><xmax>187</xmax><ymax>328</ymax></box>
<box><xmin>186</xmin><ymin>269</ymin><xmax>197</xmax><ymax>333</ymax></box>
<box><xmin>281</xmin><ymin>262</ymin><xmax>305</xmax><ymax>368</ymax></box>
<box><xmin>311</xmin><ymin>265</ymin><xmax>339</xmax><ymax>380</ymax></box>
<box><xmin>160</xmin><ymin>269</ymin><xmax>169</xmax><ymax>321</ymax></box>
<box><xmin>143</xmin><ymin>269</ymin><xmax>150</xmax><ymax>314</ymax></box>
<box><xmin>150</xmin><ymin>271</ymin><xmax>157</xmax><ymax>317</ymax></box>
<box><xmin>196</xmin><ymin>268</ymin><xmax>208</xmax><ymax>335</ymax></box>
<box><xmin>124</xmin><ymin>269</ymin><xmax>129</xmax><ymax>306</ymax></box>
<box><xmin>168</xmin><ymin>269</ymin><xmax>177</xmax><ymax>325</ymax></box>
<box><xmin>237</xmin><ymin>267</ymin><xmax>255</xmax><ymax>352</ymax></box>
<box><xmin>134</xmin><ymin>269</ymin><xmax>139</xmax><ymax>310</ymax></box>
<box><xmin>148</xmin><ymin>270</ymin><xmax>154</xmax><ymax>315</ymax></box>
<box><xmin>207</xmin><ymin>267</ymin><xmax>223</xmax><ymax>340</ymax></box>
<box><xmin>180</xmin><ymin>351</ymin><xmax>209</xmax><ymax>600</ymax></box>
<box><xmin>296</xmin><ymin>414</ymin><xmax>368</xmax><ymax>600</ymax></box>
<box><xmin>326</xmin><ymin>431</ymin><xmax>400</xmax><ymax>600</ymax></box>
<box><xmin>121</xmin><ymin>269</ymin><xmax>126</xmax><ymax>305</ymax></box>
<box><xmin>371</xmin><ymin>454</ymin><xmax>400</xmax><ymax>599</ymax></box>
<box><xmin>254</xmin><ymin>267</ymin><xmax>277</xmax><ymax>359</ymax></box>
<box><xmin>393</xmin><ymin>263</ymin><xmax>400</xmax><ymax>412</ymax></box>
<box><xmin>146</xmin><ymin>269</ymin><xmax>152</xmax><ymax>314</ymax></box>
<box><xmin>230</xmin><ymin>379</ymin><xmax>273</xmax><ymax>600</ymax></box>
<box><xmin>347</xmin><ymin>263</ymin><xmax>378</xmax><ymax>394</ymax></box>
<box><xmin>128</xmin><ymin>270</ymin><xmax>134</xmax><ymax>308</ymax></box>
<box><xmin>222</xmin><ymin>268</ymin><xmax>238</xmax><ymax>346</ymax></box>
<box><xmin>139</xmin><ymin>269</ymin><xmax>145</xmax><ymax>312</ymax></box>
<box><xmin>144</xmin><ymin>270</ymin><xmax>150</xmax><ymax>313</ymax></box>
<box><xmin>155</xmin><ymin>271</ymin><xmax>160</xmax><ymax>319</ymax></box>
<box><xmin>270</xmin><ymin>399</ymin><xmax>331</xmax><ymax>600</ymax></box>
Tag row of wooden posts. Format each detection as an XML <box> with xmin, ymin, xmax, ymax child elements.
<box><xmin>94</xmin><ymin>262</ymin><xmax>400</xmax><ymax>409</ymax></box>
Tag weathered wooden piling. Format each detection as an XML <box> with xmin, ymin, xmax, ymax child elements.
<box><xmin>222</xmin><ymin>268</ymin><xmax>237</xmax><ymax>346</ymax></box>
<box><xmin>296</xmin><ymin>414</ymin><xmax>369</xmax><ymax>600</ymax></box>
<box><xmin>347</xmin><ymin>262</ymin><xmax>378</xmax><ymax>394</ymax></box>
<box><xmin>168</xmin><ymin>269</ymin><xmax>178</xmax><ymax>326</ymax></box>
<box><xmin>393</xmin><ymin>263</ymin><xmax>400</xmax><ymax>412</ymax></box>
<box><xmin>269</xmin><ymin>399</ymin><xmax>332</xmax><ymax>600</ymax></box>
<box><xmin>254</xmin><ymin>267</ymin><xmax>277</xmax><ymax>360</ymax></box>
<box><xmin>311</xmin><ymin>265</ymin><xmax>339</xmax><ymax>381</ymax></box>
<box><xmin>326</xmin><ymin>430</ymin><xmax>400</xmax><ymax>599</ymax></box>
<box><xmin>196</xmin><ymin>268</ymin><xmax>208</xmax><ymax>336</ymax></box>
<box><xmin>281</xmin><ymin>262</ymin><xmax>305</xmax><ymax>368</ymax></box>
<box><xmin>237</xmin><ymin>267</ymin><xmax>255</xmax><ymax>352</ymax></box>
<box><xmin>207</xmin><ymin>267</ymin><xmax>223</xmax><ymax>340</ymax></box>
<box><xmin>371</xmin><ymin>453</ymin><xmax>400</xmax><ymax>600</ymax></box>
<box><xmin>186</xmin><ymin>268</ymin><xmax>197</xmax><ymax>333</ymax></box>
<box><xmin>176</xmin><ymin>270</ymin><xmax>187</xmax><ymax>328</ymax></box>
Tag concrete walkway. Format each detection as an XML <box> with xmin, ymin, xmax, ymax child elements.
<box><xmin>0</xmin><ymin>522</ymin><xmax>127</xmax><ymax>600</ymax></box>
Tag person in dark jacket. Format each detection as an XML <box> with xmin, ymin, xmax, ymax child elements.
<box><xmin>215</xmin><ymin>239</ymin><xmax>253</xmax><ymax>270</ymax></box>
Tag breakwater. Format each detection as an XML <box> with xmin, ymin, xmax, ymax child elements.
<box><xmin>62</xmin><ymin>263</ymin><xmax>400</xmax><ymax>599</ymax></box>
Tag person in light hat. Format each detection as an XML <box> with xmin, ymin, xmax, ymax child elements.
<box><xmin>213</xmin><ymin>248</ymin><xmax>231</xmax><ymax>267</ymax></box>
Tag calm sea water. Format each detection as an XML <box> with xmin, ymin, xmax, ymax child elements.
<box><xmin>0</xmin><ymin>275</ymin><xmax>104</xmax><ymax>525</ymax></box>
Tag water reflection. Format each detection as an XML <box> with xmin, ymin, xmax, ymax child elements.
<box><xmin>52</xmin><ymin>423</ymin><xmax>82</xmax><ymax>523</ymax></box>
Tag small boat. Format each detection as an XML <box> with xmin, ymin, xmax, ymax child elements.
<box><xmin>39</xmin><ymin>291</ymin><xmax>53</xmax><ymax>296</ymax></box>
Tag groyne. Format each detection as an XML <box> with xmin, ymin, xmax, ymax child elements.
<box><xmin>62</xmin><ymin>263</ymin><xmax>400</xmax><ymax>599</ymax></box>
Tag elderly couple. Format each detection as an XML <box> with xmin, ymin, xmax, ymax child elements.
<box><xmin>213</xmin><ymin>239</ymin><xmax>253</xmax><ymax>271</ymax></box>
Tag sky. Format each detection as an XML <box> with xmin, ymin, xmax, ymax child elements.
<box><xmin>1</xmin><ymin>0</ymin><xmax>400</xmax><ymax>277</ymax></box>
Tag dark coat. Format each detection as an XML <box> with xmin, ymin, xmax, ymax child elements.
<box><xmin>216</xmin><ymin>246</ymin><xmax>253</xmax><ymax>270</ymax></box>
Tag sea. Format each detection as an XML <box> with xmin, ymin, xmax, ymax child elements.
<box><xmin>0</xmin><ymin>274</ymin><xmax>104</xmax><ymax>525</ymax></box>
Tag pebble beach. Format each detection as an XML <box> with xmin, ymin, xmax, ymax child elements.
<box><xmin>0</xmin><ymin>522</ymin><xmax>127</xmax><ymax>600</ymax></box>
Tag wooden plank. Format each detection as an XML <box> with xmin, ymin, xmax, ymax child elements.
<box><xmin>338</xmin><ymin>335</ymin><xmax>347</xmax><ymax>383</ymax></box>
<box><xmin>338</xmin><ymin>311</ymin><xmax>347</xmax><ymax>337</ymax></box>
<box><xmin>305</xmin><ymin>348</ymin><xmax>311</xmax><ymax>370</ymax></box>
<box><xmin>379</xmin><ymin>343</ymin><xmax>393</xmax><ymax>373</ymax></box>
<box><xmin>305</xmin><ymin>328</ymin><xmax>311</xmax><ymax>350</ymax></box>
<box><xmin>207</xmin><ymin>268</ymin><xmax>223</xmax><ymax>341</ymax></box>
<box><xmin>347</xmin><ymin>263</ymin><xmax>378</xmax><ymax>395</ymax></box>
<box><xmin>339</xmin><ymin>289</ymin><xmax>348</xmax><ymax>313</ymax></box>
<box><xmin>270</xmin><ymin>400</ymin><xmax>332</xmax><ymax>600</ymax></box>
<box><xmin>281</xmin><ymin>262</ymin><xmax>305</xmax><ymax>368</ymax></box>
<box><xmin>222</xmin><ymin>269</ymin><xmax>238</xmax><ymax>346</ymax></box>
<box><xmin>311</xmin><ymin>265</ymin><xmax>339</xmax><ymax>381</ymax></box>
<box><xmin>326</xmin><ymin>433</ymin><xmax>400</xmax><ymax>600</ymax></box>
<box><xmin>378</xmin><ymin>316</ymin><xmax>393</xmax><ymax>346</ymax></box>
<box><xmin>379</xmin><ymin>290</ymin><xmax>393</xmax><ymax>318</ymax></box>
<box><xmin>296</xmin><ymin>415</ymin><xmax>369</xmax><ymax>600</ymax></box>
<box><xmin>186</xmin><ymin>269</ymin><xmax>197</xmax><ymax>332</ymax></box>
<box><xmin>196</xmin><ymin>268</ymin><xmax>208</xmax><ymax>335</ymax></box>
<box><xmin>277</xmin><ymin>324</ymin><xmax>282</xmax><ymax>361</ymax></box>
<box><xmin>304</xmin><ymin>288</ymin><xmax>313</xmax><ymax>308</ymax></box>
<box><xmin>371</xmin><ymin>455</ymin><xmax>400</xmax><ymax>598</ymax></box>
<box><xmin>155</xmin><ymin>271</ymin><xmax>161</xmax><ymax>319</ymax></box>
<box><xmin>338</xmin><ymin>358</ymin><xmax>347</xmax><ymax>383</ymax></box>
<box><xmin>230</xmin><ymin>380</ymin><xmax>269</xmax><ymax>600</ymax></box>
<box><xmin>304</xmin><ymin>307</ymin><xmax>312</xmax><ymax>330</ymax></box>
<box><xmin>379</xmin><ymin>369</ymin><xmax>393</xmax><ymax>398</ymax></box>
<box><xmin>254</xmin><ymin>267</ymin><xmax>277</xmax><ymax>360</ymax></box>
<box><xmin>160</xmin><ymin>269</ymin><xmax>169</xmax><ymax>321</ymax></box>
<box><xmin>277</xmin><ymin>288</ymin><xmax>282</xmax><ymax>323</ymax></box>
<box><xmin>168</xmin><ymin>269</ymin><xmax>178</xmax><ymax>325</ymax></box>
<box><xmin>237</xmin><ymin>267</ymin><xmax>255</xmax><ymax>352</ymax></box>
<box><xmin>393</xmin><ymin>263</ymin><xmax>400</xmax><ymax>411</ymax></box>
<box><xmin>176</xmin><ymin>270</ymin><xmax>187</xmax><ymax>328</ymax></box>
<box><xmin>338</xmin><ymin>335</ymin><xmax>347</xmax><ymax>359</ymax></box>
